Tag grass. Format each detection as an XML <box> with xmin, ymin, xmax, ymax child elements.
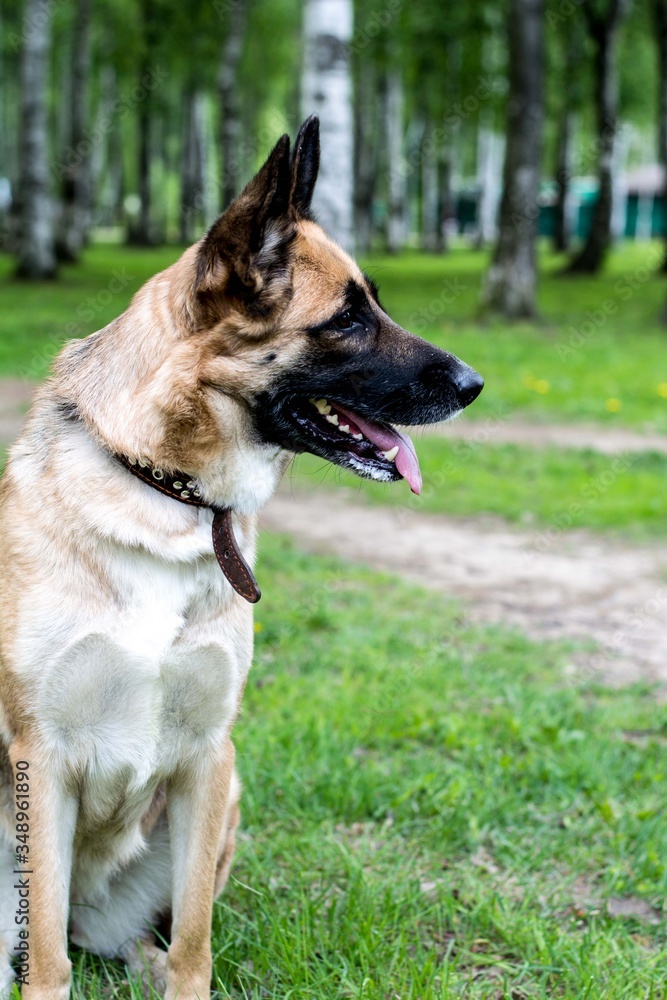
<box><xmin>1</xmin><ymin>240</ymin><xmax>665</xmax><ymax>536</ymax></box>
<box><xmin>1</xmin><ymin>243</ymin><xmax>665</xmax><ymax>995</ymax></box>
<box><xmin>62</xmin><ymin>534</ymin><xmax>667</xmax><ymax>998</ymax></box>
<box><xmin>367</xmin><ymin>244</ymin><xmax>667</xmax><ymax>433</ymax></box>
<box><xmin>0</xmin><ymin>245</ymin><xmax>180</xmax><ymax>381</ymax></box>
<box><xmin>291</xmin><ymin>440</ymin><xmax>667</xmax><ymax>538</ymax></box>
<box><xmin>0</xmin><ymin>241</ymin><xmax>666</xmax><ymax>430</ymax></box>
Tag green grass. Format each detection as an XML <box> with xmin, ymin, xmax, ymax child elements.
<box><xmin>366</xmin><ymin>244</ymin><xmax>667</xmax><ymax>433</ymax></box>
<box><xmin>1</xmin><ymin>241</ymin><xmax>665</xmax><ymax>536</ymax></box>
<box><xmin>291</xmin><ymin>440</ymin><xmax>667</xmax><ymax>538</ymax></box>
<box><xmin>63</xmin><ymin>535</ymin><xmax>667</xmax><ymax>998</ymax></box>
<box><xmin>1</xmin><ymin>241</ymin><xmax>666</xmax><ymax>429</ymax></box>
<box><xmin>2</xmin><ymin>248</ymin><xmax>666</xmax><ymax>995</ymax></box>
<box><xmin>0</xmin><ymin>245</ymin><xmax>182</xmax><ymax>380</ymax></box>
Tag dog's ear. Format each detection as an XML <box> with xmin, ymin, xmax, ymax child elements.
<box><xmin>196</xmin><ymin>134</ymin><xmax>292</xmax><ymax>298</ymax></box>
<box><xmin>290</xmin><ymin>115</ymin><xmax>320</xmax><ymax>218</ymax></box>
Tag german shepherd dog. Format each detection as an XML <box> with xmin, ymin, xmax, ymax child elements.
<box><xmin>0</xmin><ymin>116</ymin><xmax>482</xmax><ymax>999</ymax></box>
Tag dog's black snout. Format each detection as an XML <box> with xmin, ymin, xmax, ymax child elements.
<box><xmin>455</xmin><ymin>368</ymin><xmax>484</xmax><ymax>408</ymax></box>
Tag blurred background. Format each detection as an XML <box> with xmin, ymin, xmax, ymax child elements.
<box><xmin>2</xmin><ymin>0</ymin><xmax>667</xmax><ymax>996</ymax></box>
<box><xmin>1</xmin><ymin>0</ymin><xmax>667</xmax><ymax>279</ymax></box>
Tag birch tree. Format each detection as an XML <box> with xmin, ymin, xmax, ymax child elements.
<box><xmin>551</xmin><ymin>20</ymin><xmax>585</xmax><ymax>254</ymax></box>
<box><xmin>384</xmin><ymin>68</ymin><xmax>406</xmax><ymax>253</ymax></box>
<box><xmin>218</xmin><ymin>0</ymin><xmax>248</xmax><ymax>211</ymax></box>
<box><xmin>15</xmin><ymin>0</ymin><xmax>57</xmax><ymax>278</ymax></box>
<box><xmin>57</xmin><ymin>0</ymin><xmax>94</xmax><ymax>261</ymax></box>
<box><xmin>180</xmin><ymin>89</ymin><xmax>207</xmax><ymax>243</ymax></box>
<box><xmin>653</xmin><ymin>0</ymin><xmax>667</xmax><ymax>271</ymax></box>
<box><xmin>302</xmin><ymin>0</ymin><xmax>354</xmax><ymax>251</ymax></box>
<box><xmin>566</xmin><ymin>0</ymin><xmax>631</xmax><ymax>273</ymax></box>
<box><xmin>481</xmin><ymin>0</ymin><xmax>543</xmax><ymax>317</ymax></box>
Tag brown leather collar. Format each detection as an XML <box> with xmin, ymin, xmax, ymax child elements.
<box><xmin>116</xmin><ymin>455</ymin><xmax>261</xmax><ymax>604</ymax></box>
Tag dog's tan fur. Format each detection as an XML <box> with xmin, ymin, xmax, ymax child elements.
<box><xmin>0</xmin><ymin>118</ymin><xmax>379</xmax><ymax>1000</ymax></box>
<box><xmin>0</xmin><ymin>118</ymin><xmax>482</xmax><ymax>999</ymax></box>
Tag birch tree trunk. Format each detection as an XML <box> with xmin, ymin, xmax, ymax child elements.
<box><xmin>553</xmin><ymin>105</ymin><xmax>574</xmax><ymax>252</ymax></box>
<box><xmin>653</xmin><ymin>0</ymin><xmax>667</xmax><ymax>271</ymax></box>
<box><xmin>218</xmin><ymin>0</ymin><xmax>247</xmax><ymax>211</ymax></box>
<box><xmin>566</xmin><ymin>0</ymin><xmax>630</xmax><ymax>274</ymax></box>
<box><xmin>302</xmin><ymin>0</ymin><xmax>354</xmax><ymax>251</ymax></box>
<box><xmin>128</xmin><ymin>0</ymin><xmax>158</xmax><ymax>245</ymax></box>
<box><xmin>552</xmin><ymin>30</ymin><xmax>581</xmax><ymax>253</ymax></box>
<box><xmin>476</xmin><ymin>126</ymin><xmax>505</xmax><ymax>248</ymax></box>
<box><xmin>422</xmin><ymin>126</ymin><xmax>449</xmax><ymax>254</ymax></box>
<box><xmin>354</xmin><ymin>57</ymin><xmax>376</xmax><ymax>254</ymax></box>
<box><xmin>16</xmin><ymin>0</ymin><xmax>57</xmax><ymax>278</ymax></box>
<box><xmin>57</xmin><ymin>0</ymin><xmax>93</xmax><ymax>262</ymax></box>
<box><xmin>180</xmin><ymin>90</ymin><xmax>206</xmax><ymax>243</ymax></box>
<box><xmin>96</xmin><ymin>65</ymin><xmax>124</xmax><ymax>227</ymax></box>
<box><xmin>481</xmin><ymin>0</ymin><xmax>543</xmax><ymax>318</ymax></box>
<box><xmin>130</xmin><ymin>103</ymin><xmax>154</xmax><ymax>245</ymax></box>
<box><xmin>385</xmin><ymin>68</ymin><xmax>405</xmax><ymax>254</ymax></box>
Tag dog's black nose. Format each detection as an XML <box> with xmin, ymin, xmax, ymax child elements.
<box><xmin>455</xmin><ymin>368</ymin><xmax>484</xmax><ymax>407</ymax></box>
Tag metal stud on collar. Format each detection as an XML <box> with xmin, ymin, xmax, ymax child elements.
<box><xmin>115</xmin><ymin>453</ymin><xmax>262</xmax><ymax>603</ymax></box>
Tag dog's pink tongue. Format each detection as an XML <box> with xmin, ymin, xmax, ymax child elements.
<box><xmin>335</xmin><ymin>406</ymin><xmax>422</xmax><ymax>495</ymax></box>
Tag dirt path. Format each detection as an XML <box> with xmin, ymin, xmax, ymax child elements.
<box><xmin>262</xmin><ymin>489</ymin><xmax>667</xmax><ymax>687</ymax></box>
<box><xmin>4</xmin><ymin>379</ymin><xmax>666</xmax><ymax>685</ymax></box>
<box><xmin>0</xmin><ymin>380</ymin><xmax>33</xmax><ymax>447</ymax></box>
<box><xmin>430</xmin><ymin>416</ymin><xmax>667</xmax><ymax>456</ymax></box>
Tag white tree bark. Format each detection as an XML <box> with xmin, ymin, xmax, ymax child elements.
<box><xmin>16</xmin><ymin>0</ymin><xmax>57</xmax><ymax>278</ymax></box>
<box><xmin>302</xmin><ymin>0</ymin><xmax>354</xmax><ymax>251</ymax></box>
<box><xmin>180</xmin><ymin>90</ymin><xmax>207</xmax><ymax>243</ymax></box>
<box><xmin>57</xmin><ymin>0</ymin><xmax>93</xmax><ymax>262</ymax></box>
<box><xmin>476</xmin><ymin>126</ymin><xmax>505</xmax><ymax>246</ymax></box>
<box><xmin>218</xmin><ymin>0</ymin><xmax>247</xmax><ymax>211</ymax></box>
<box><xmin>481</xmin><ymin>0</ymin><xmax>543</xmax><ymax>317</ymax></box>
<box><xmin>385</xmin><ymin>68</ymin><xmax>406</xmax><ymax>253</ymax></box>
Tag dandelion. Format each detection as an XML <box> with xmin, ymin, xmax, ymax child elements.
<box><xmin>534</xmin><ymin>379</ymin><xmax>550</xmax><ymax>394</ymax></box>
<box><xmin>605</xmin><ymin>398</ymin><xmax>622</xmax><ymax>413</ymax></box>
<box><xmin>522</xmin><ymin>373</ymin><xmax>536</xmax><ymax>388</ymax></box>
<box><xmin>658</xmin><ymin>383</ymin><xmax>667</xmax><ymax>398</ymax></box>
<box><xmin>254</xmin><ymin>622</ymin><xmax>263</xmax><ymax>633</ymax></box>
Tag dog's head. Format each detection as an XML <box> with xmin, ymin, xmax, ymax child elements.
<box><xmin>186</xmin><ymin>116</ymin><xmax>483</xmax><ymax>495</ymax></box>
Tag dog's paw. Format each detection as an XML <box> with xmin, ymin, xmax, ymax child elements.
<box><xmin>120</xmin><ymin>936</ymin><xmax>168</xmax><ymax>998</ymax></box>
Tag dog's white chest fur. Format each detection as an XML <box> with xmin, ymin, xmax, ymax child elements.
<box><xmin>33</xmin><ymin>544</ymin><xmax>252</xmax><ymax>829</ymax></box>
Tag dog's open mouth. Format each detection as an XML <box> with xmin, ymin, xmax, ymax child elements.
<box><xmin>286</xmin><ymin>397</ymin><xmax>423</xmax><ymax>494</ymax></box>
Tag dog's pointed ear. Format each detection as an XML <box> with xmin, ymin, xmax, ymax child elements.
<box><xmin>196</xmin><ymin>134</ymin><xmax>292</xmax><ymax>296</ymax></box>
<box><xmin>290</xmin><ymin>115</ymin><xmax>320</xmax><ymax>218</ymax></box>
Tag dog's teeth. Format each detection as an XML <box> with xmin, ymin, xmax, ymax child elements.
<box><xmin>311</xmin><ymin>398</ymin><xmax>331</xmax><ymax>415</ymax></box>
<box><xmin>382</xmin><ymin>446</ymin><xmax>399</xmax><ymax>462</ymax></box>
<box><xmin>326</xmin><ymin>414</ymin><xmax>339</xmax><ymax>425</ymax></box>
<box><xmin>339</xmin><ymin>423</ymin><xmax>350</xmax><ymax>434</ymax></box>
<box><xmin>352</xmin><ymin>432</ymin><xmax>363</xmax><ymax>440</ymax></box>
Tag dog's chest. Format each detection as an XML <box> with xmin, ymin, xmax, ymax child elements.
<box><xmin>35</xmin><ymin>549</ymin><xmax>253</xmax><ymax>812</ymax></box>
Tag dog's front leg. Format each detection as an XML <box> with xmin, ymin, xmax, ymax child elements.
<box><xmin>10</xmin><ymin>744</ymin><xmax>77</xmax><ymax>1000</ymax></box>
<box><xmin>165</xmin><ymin>739</ymin><xmax>235</xmax><ymax>1000</ymax></box>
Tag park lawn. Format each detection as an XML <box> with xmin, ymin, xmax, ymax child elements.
<box><xmin>1</xmin><ymin>243</ymin><xmax>665</xmax><ymax>537</ymax></box>
<box><xmin>366</xmin><ymin>244</ymin><xmax>667</xmax><ymax>433</ymax></box>
<box><xmin>291</xmin><ymin>440</ymin><xmax>667</xmax><ymax>539</ymax></box>
<box><xmin>62</xmin><ymin>534</ymin><xmax>667</xmax><ymax>999</ymax></box>
<box><xmin>0</xmin><ymin>245</ymin><xmax>182</xmax><ymax>381</ymax></box>
<box><xmin>1</xmin><ymin>241</ymin><xmax>666</xmax><ymax>429</ymax></box>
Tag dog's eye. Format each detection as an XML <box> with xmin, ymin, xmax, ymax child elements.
<box><xmin>334</xmin><ymin>310</ymin><xmax>354</xmax><ymax>330</ymax></box>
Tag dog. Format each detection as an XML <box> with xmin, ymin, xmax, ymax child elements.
<box><xmin>0</xmin><ymin>115</ymin><xmax>483</xmax><ymax>999</ymax></box>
